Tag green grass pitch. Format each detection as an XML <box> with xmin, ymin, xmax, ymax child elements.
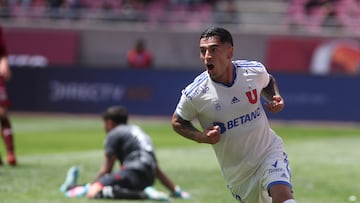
<box><xmin>1</xmin><ymin>113</ymin><xmax>360</xmax><ymax>203</ymax></box>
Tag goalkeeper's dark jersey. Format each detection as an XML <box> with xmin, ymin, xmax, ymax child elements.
<box><xmin>104</xmin><ymin>124</ymin><xmax>157</xmax><ymax>173</ymax></box>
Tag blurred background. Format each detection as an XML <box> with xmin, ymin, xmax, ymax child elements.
<box><xmin>1</xmin><ymin>0</ymin><xmax>360</xmax><ymax>122</ymax></box>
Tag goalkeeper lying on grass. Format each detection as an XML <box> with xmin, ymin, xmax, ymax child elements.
<box><xmin>59</xmin><ymin>105</ymin><xmax>190</xmax><ymax>201</ymax></box>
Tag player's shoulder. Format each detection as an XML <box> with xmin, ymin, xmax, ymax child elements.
<box><xmin>182</xmin><ymin>71</ymin><xmax>209</xmax><ymax>97</ymax></box>
<box><xmin>109</xmin><ymin>124</ymin><xmax>131</xmax><ymax>136</ymax></box>
<box><xmin>128</xmin><ymin>124</ymin><xmax>143</xmax><ymax>133</ymax></box>
<box><xmin>233</xmin><ymin>60</ymin><xmax>267</xmax><ymax>73</ymax></box>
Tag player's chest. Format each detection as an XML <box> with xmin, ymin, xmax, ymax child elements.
<box><xmin>197</xmin><ymin>81</ymin><xmax>261</xmax><ymax>117</ymax></box>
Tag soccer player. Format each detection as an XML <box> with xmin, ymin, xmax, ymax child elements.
<box><xmin>171</xmin><ymin>27</ymin><xmax>296</xmax><ymax>203</ymax></box>
<box><xmin>0</xmin><ymin>24</ymin><xmax>16</xmax><ymax>166</ymax></box>
<box><xmin>60</xmin><ymin>105</ymin><xmax>190</xmax><ymax>201</ymax></box>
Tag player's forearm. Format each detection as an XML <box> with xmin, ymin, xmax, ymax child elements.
<box><xmin>172</xmin><ymin>113</ymin><xmax>202</xmax><ymax>143</ymax></box>
<box><xmin>156</xmin><ymin>167</ymin><xmax>176</xmax><ymax>192</ymax></box>
<box><xmin>261</xmin><ymin>74</ymin><xmax>280</xmax><ymax>101</ymax></box>
<box><xmin>93</xmin><ymin>156</ymin><xmax>115</xmax><ymax>182</ymax></box>
<box><xmin>92</xmin><ymin>171</ymin><xmax>105</xmax><ymax>183</ymax></box>
<box><xmin>93</xmin><ymin>166</ymin><xmax>108</xmax><ymax>182</ymax></box>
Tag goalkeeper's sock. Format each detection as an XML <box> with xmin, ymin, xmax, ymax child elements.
<box><xmin>283</xmin><ymin>199</ymin><xmax>296</xmax><ymax>203</ymax></box>
<box><xmin>97</xmin><ymin>185</ymin><xmax>148</xmax><ymax>199</ymax></box>
<box><xmin>144</xmin><ymin>186</ymin><xmax>170</xmax><ymax>201</ymax></box>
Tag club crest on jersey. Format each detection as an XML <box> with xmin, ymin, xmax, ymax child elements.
<box><xmin>246</xmin><ymin>89</ymin><xmax>258</xmax><ymax>104</ymax></box>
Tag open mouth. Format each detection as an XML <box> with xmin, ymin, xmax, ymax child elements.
<box><xmin>206</xmin><ymin>64</ymin><xmax>214</xmax><ymax>70</ymax></box>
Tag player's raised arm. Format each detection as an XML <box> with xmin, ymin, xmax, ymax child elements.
<box><xmin>172</xmin><ymin>113</ymin><xmax>220</xmax><ymax>144</ymax></box>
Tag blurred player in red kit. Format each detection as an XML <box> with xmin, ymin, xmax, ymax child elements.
<box><xmin>0</xmin><ymin>25</ymin><xmax>16</xmax><ymax>166</ymax></box>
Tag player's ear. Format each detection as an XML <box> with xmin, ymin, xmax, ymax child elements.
<box><xmin>109</xmin><ymin>120</ymin><xmax>118</xmax><ymax>129</ymax></box>
<box><xmin>104</xmin><ymin>119</ymin><xmax>116</xmax><ymax>133</ymax></box>
<box><xmin>227</xmin><ymin>46</ymin><xmax>234</xmax><ymax>59</ymax></box>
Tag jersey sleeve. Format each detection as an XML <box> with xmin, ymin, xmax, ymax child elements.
<box><xmin>233</xmin><ymin>59</ymin><xmax>270</xmax><ymax>88</ymax></box>
<box><xmin>256</xmin><ymin>61</ymin><xmax>270</xmax><ymax>89</ymax></box>
<box><xmin>243</xmin><ymin>60</ymin><xmax>270</xmax><ymax>88</ymax></box>
<box><xmin>175</xmin><ymin>93</ymin><xmax>197</xmax><ymax>121</ymax></box>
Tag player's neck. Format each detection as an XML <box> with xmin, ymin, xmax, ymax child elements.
<box><xmin>214</xmin><ymin>64</ymin><xmax>235</xmax><ymax>86</ymax></box>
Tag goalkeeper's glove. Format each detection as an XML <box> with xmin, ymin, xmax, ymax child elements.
<box><xmin>170</xmin><ymin>185</ymin><xmax>190</xmax><ymax>199</ymax></box>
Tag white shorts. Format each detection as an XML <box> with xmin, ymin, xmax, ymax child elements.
<box><xmin>228</xmin><ymin>151</ymin><xmax>292</xmax><ymax>203</ymax></box>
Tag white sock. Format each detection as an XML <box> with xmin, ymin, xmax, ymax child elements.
<box><xmin>102</xmin><ymin>186</ymin><xmax>114</xmax><ymax>198</ymax></box>
<box><xmin>283</xmin><ymin>199</ymin><xmax>296</xmax><ymax>203</ymax></box>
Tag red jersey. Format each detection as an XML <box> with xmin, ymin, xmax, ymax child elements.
<box><xmin>0</xmin><ymin>25</ymin><xmax>10</xmax><ymax>107</ymax></box>
<box><xmin>0</xmin><ymin>26</ymin><xmax>7</xmax><ymax>58</ymax></box>
<box><xmin>126</xmin><ymin>49</ymin><xmax>153</xmax><ymax>69</ymax></box>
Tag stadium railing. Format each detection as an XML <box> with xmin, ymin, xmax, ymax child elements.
<box><xmin>1</xmin><ymin>0</ymin><xmax>359</xmax><ymax>35</ymax></box>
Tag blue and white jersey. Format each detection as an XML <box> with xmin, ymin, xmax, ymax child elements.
<box><xmin>175</xmin><ymin>60</ymin><xmax>285</xmax><ymax>187</ymax></box>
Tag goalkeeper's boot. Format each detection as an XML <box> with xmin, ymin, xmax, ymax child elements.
<box><xmin>65</xmin><ymin>184</ymin><xmax>90</xmax><ymax>198</ymax></box>
<box><xmin>7</xmin><ymin>152</ymin><xmax>17</xmax><ymax>166</ymax></box>
<box><xmin>60</xmin><ymin>166</ymin><xmax>79</xmax><ymax>193</ymax></box>
<box><xmin>0</xmin><ymin>153</ymin><xmax>3</xmax><ymax>166</ymax></box>
<box><xmin>144</xmin><ymin>186</ymin><xmax>170</xmax><ymax>202</ymax></box>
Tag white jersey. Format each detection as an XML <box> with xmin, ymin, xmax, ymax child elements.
<box><xmin>175</xmin><ymin>60</ymin><xmax>285</xmax><ymax>188</ymax></box>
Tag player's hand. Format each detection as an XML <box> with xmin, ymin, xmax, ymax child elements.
<box><xmin>264</xmin><ymin>95</ymin><xmax>284</xmax><ymax>113</ymax></box>
<box><xmin>171</xmin><ymin>185</ymin><xmax>190</xmax><ymax>199</ymax></box>
<box><xmin>202</xmin><ymin>125</ymin><xmax>221</xmax><ymax>144</ymax></box>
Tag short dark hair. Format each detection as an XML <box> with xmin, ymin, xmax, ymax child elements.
<box><xmin>200</xmin><ymin>27</ymin><xmax>233</xmax><ymax>46</ymax></box>
<box><xmin>102</xmin><ymin>105</ymin><xmax>128</xmax><ymax>124</ymax></box>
